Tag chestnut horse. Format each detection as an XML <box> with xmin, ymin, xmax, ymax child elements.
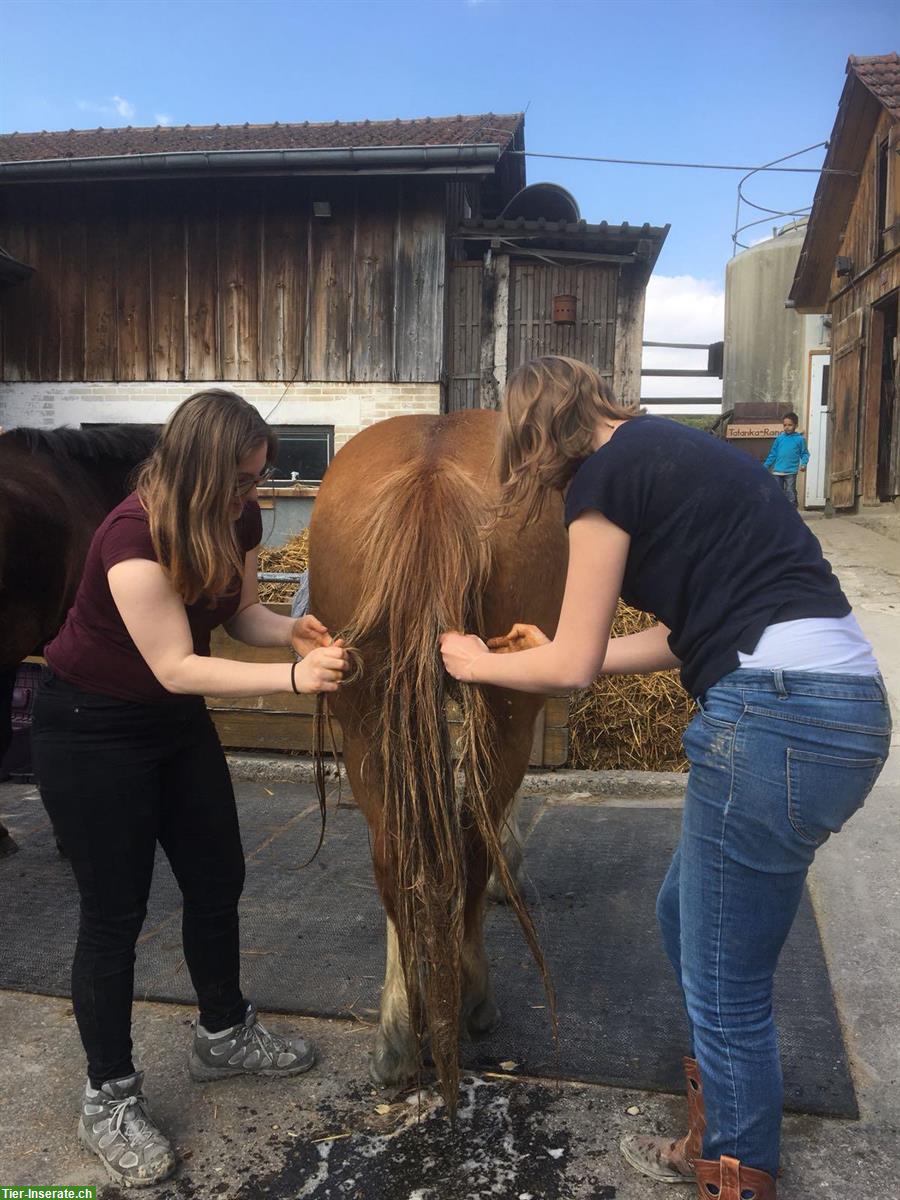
<box><xmin>308</xmin><ymin>408</ymin><xmax>568</xmax><ymax>1114</ymax></box>
<box><xmin>0</xmin><ymin>424</ymin><xmax>159</xmax><ymax>854</ymax></box>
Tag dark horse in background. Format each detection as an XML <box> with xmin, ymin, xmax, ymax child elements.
<box><xmin>309</xmin><ymin>408</ymin><xmax>568</xmax><ymax>1116</ymax></box>
<box><xmin>0</xmin><ymin>424</ymin><xmax>159</xmax><ymax>855</ymax></box>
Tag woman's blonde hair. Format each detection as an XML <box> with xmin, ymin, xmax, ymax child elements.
<box><xmin>498</xmin><ymin>355</ymin><xmax>638</xmax><ymax>524</ymax></box>
<box><xmin>136</xmin><ymin>389</ymin><xmax>277</xmax><ymax>605</ymax></box>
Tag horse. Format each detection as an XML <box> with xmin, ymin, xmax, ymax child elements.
<box><xmin>0</xmin><ymin>424</ymin><xmax>160</xmax><ymax>855</ymax></box>
<box><xmin>308</xmin><ymin>407</ymin><xmax>568</xmax><ymax>1116</ymax></box>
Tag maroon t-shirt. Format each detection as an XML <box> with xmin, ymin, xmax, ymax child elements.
<box><xmin>46</xmin><ymin>493</ymin><xmax>263</xmax><ymax>703</ymax></box>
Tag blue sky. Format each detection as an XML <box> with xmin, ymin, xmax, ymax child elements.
<box><xmin>2</xmin><ymin>0</ymin><xmax>896</xmax><ymax>404</ymax></box>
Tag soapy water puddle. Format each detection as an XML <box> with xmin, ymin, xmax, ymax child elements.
<box><xmin>144</xmin><ymin>1075</ymin><xmax>617</xmax><ymax>1200</ymax></box>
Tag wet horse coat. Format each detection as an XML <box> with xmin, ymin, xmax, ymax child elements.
<box><xmin>308</xmin><ymin>409</ymin><xmax>567</xmax><ymax>1112</ymax></box>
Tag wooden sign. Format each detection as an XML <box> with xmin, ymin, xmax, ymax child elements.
<box><xmin>726</xmin><ymin>423</ymin><xmax>783</xmax><ymax>439</ymax></box>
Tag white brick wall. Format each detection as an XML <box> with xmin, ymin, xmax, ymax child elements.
<box><xmin>0</xmin><ymin>381</ymin><xmax>442</xmax><ymax>450</ymax></box>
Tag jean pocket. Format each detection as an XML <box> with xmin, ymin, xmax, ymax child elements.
<box><xmin>786</xmin><ymin>748</ymin><xmax>886</xmax><ymax>847</ymax></box>
<box><xmin>696</xmin><ymin>694</ymin><xmax>740</xmax><ymax>730</ymax></box>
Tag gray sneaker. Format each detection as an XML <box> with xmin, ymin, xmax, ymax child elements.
<box><xmin>78</xmin><ymin>1071</ymin><xmax>176</xmax><ymax>1188</ymax></box>
<box><xmin>189</xmin><ymin>1002</ymin><xmax>316</xmax><ymax>1081</ymax></box>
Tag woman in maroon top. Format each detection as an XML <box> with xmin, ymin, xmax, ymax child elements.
<box><xmin>32</xmin><ymin>390</ymin><xmax>349</xmax><ymax>1187</ymax></box>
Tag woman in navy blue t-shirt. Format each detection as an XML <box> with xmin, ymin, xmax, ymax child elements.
<box><xmin>441</xmin><ymin>355</ymin><xmax>891</xmax><ymax>1200</ymax></box>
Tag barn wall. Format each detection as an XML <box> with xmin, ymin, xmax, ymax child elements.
<box><xmin>447</xmin><ymin>258</ymin><xmax>636</xmax><ymax>410</ymax></box>
<box><xmin>0</xmin><ymin>177</ymin><xmax>446</xmax><ymax>384</ymax></box>
<box><xmin>832</xmin><ymin>109</ymin><xmax>898</xmax><ymax>286</ymax></box>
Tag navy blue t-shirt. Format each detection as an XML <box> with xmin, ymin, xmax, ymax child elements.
<box><xmin>564</xmin><ymin>416</ymin><xmax>850</xmax><ymax>697</ymax></box>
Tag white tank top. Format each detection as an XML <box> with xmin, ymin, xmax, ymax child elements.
<box><xmin>737</xmin><ymin>613</ymin><xmax>880</xmax><ymax>675</ymax></box>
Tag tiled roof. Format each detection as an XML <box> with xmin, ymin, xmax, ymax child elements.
<box><xmin>0</xmin><ymin>113</ymin><xmax>522</xmax><ymax>164</ymax></box>
<box><xmin>458</xmin><ymin>216</ymin><xmax>669</xmax><ymax>271</ymax></box>
<box><xmin>848</xmin><ymin>53</ymin><xmax>900</xmax><ymax>119</ymax></box>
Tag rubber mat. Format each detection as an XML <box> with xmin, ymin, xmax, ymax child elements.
<box><xmin>0</xmin><ymin>779</ymin><xmax>856</xmax><ymax>1117</ymax></box>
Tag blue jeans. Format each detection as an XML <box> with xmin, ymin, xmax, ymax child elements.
<box><xmin>657</xmin><ymin>669</ymin><xmax>891</xmax><ymax>1176</ymax></box>
<box><xmin>774</xmin><ymin>473</ymin><xmax>799</xmax><ymax>507</ymax></box>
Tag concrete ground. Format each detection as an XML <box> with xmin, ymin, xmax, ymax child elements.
<box><xmin>1</xmin><ymin>511</ymin><xmax>898</xmax><ymax>1198</ymax></box>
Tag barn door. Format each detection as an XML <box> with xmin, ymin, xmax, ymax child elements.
<box><xmin>829</xmin><ymin>307</ymin><xmax>865</xmax><ymax>509</ymax></box>
<box><xmin>507</xmin><ymin>264</ymin><xmax>618</xmax><ymax>376</ymax></box>
<box><xmin>447</xmin><ymin>262</ymin><xmax>483</xmax><ymax>411</ymax></box>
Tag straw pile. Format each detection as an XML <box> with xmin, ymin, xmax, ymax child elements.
<box><xmin>569</xmin><ymin>603</ymin><xmax>694</xmax><ymax>772</ymax></box>
<box><xmin>256</xmin><ymin>530</ymin><xmax>309</xmax><ymax>605</ymax></box>
<box><xmin>256</xmin><ymin>536</ymin><xmax>693</xmax><ymax>770</ymax></box>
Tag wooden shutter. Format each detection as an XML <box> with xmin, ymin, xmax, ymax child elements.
<box><xmin>829</xmin><ymin>308</ymin><xmax>865</xmax><ymax>509</ymax></box>
<box><xmin>885</xmin><ymin>123</ymin><xmax>900</xmax><ymax>256</ymax></box>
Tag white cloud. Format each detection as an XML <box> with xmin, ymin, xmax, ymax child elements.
<box><xmin>641</xmin><ymin>274</ymin><xmax>724</xmax><ymax>412</ymax></box>
<box><xmin>112</xmin><ymin>95</ymin><xmax>136</xmax><ymax>119</ymax></box>
<box><xmin>77</xmin><ymin>95</ymin><xmax>136</xmax><ymax>122</ymax></box>
<box><xmin>155</xmin><ymin>113</ymin><xmax>174</xmax><ymax>126</ymax></box>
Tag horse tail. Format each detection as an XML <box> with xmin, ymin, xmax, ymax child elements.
<box><xmin>338</xmin><ymin>456</ymin><xmax>553</xmax><ymax>1118</ymax></box>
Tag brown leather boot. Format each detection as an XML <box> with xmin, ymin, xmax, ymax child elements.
<box><xmin>695</xmin><ymin>1155</ymin><xmax>776</xmax><ymax>1199</ymax></box>
<box><xmin>619</xmin><ymin>1056</ymin><xmax>706</xmax><ymax>1183</ymax></box>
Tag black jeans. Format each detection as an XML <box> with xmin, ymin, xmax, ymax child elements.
<box><xmin>32</xmin><ymin>671</ymin><xmax>247</xmax><ymax>1087</ymax></box>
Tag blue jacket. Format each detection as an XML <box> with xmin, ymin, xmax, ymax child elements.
<box><xmin>764</xmin><ymin>430</ymin><xmax>810</xmax><ymax>474</ymax></box>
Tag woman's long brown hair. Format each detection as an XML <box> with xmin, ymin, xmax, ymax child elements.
<box><xmin>498</xmin><ymin>355</ymin><xmax>638</xmax><ymax>525</ymax></box>
<box><xmin>136</xmin><ymin>389</ymin><xmax>277</xmax><ymax>604</ymax></box>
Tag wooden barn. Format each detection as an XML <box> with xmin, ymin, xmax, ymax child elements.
<box><xmin>0</xmin><ymin>115</ymin><xmax>669</xmax><ymax>764</ymax></box>
<box><xmin>0</xmin><ymin>113</ymin><xmax>667</xmax><ymax>538</ymax></box>
<box><xmin>790</xmin><ymin>54</ymin><xmax>900</xmax><ymax>513</ymax></box>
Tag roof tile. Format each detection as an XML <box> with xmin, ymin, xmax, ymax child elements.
<box><xmin>848</xmin><ymin>53</ymin><xmax>900</xmax><ymax>119</ymax></box>
<box><xmin>0</xmin><ymin>113</ymin><xmax>522</xmax><ymax>164</ymax></box>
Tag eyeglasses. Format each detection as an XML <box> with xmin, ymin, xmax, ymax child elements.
<box><xmin>236</xmin><ymin>464</ymin><xmax>278</xmax><ymax>495</ymax></box>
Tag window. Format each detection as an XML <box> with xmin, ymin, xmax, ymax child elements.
<box><xmin>270</xmin><ymin>426</ymin><xmax>333</xmax><ymax>486</ymax></box>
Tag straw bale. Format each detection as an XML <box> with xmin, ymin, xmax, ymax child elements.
<box><xmin>256</xmin><ymin>530</ymin><xmax>309</xmax><ymax>605</ymax></box>
<box><xmin>569</xmin><ymin>603</ymin><xmax>694</xmax><ymax>772</ymax></box>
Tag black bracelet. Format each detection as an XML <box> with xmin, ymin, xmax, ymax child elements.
<box><xmin>290</xmin><ymin>659</ymin><xmax>300</xmax><ymax>695</ymax></box>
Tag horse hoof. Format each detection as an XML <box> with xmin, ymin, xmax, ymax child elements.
<box><xmin>467</xmin><ymin>997</ymin><xmax>501</xmax><ymax>1040</ymax></box>
<box><xmin>369</xmin><ymin>1034</ymin><xmax>416</xmax><ymax>1087</ymax></box>
<box><xmin>0</xmin><ymin>833</ymin><xmax>18</xmax><ymax>859</ymax></box>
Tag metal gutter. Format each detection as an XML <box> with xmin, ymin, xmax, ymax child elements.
<box><xmin>0</xmin><ymin>143</ymin><xmax>504</xmax><ymax>182</ymax></box>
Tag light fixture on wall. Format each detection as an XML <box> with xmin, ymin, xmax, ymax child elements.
<box><xmin>312</xmin><ymin>201</ymin><xmax>332</xmax><ymax>218</ymax></box>
<box><xmin>835</xmin><ymin>255</ymin><xmax>853</xmax><ymax>277</ymax></box>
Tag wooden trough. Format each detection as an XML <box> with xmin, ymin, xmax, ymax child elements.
<box><xmin>206</xmin><ymin>603</ymin><xmax>569</xmax><ymax>767</ymax></box>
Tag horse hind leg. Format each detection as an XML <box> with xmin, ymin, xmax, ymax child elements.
<box><xmin>486</xmin><ymin>800</ymin><xmax>524</xmax><ymax>903</ymax></box>
<box><xmin>370</xmin><ymin>916</ymin><xmax>419</xmax><ymax>1086</ymax></box>
<box><xmin>461</xmin><ymin>898</ymin><xmax>501</xmax><ymax>1040</ymax></box>
<box><xmin>372</xmin><ymin>910</ymin><xmax>500</xmax><ymax>1085</ymax></box>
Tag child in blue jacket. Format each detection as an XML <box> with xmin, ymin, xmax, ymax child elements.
<box><xmin>763</xmin><ymin>411</ymin><xmax>810</xmax><ymax>508</ymax></box>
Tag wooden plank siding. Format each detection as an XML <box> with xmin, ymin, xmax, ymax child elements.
<box><xmin>117</xmin><ymin>188</ymin><xmax>152</xmax><ymax>382</ymax></box>
<box><xmin>447</xmin><ymin>262</ymin><xmax>482</xmax><ymax>410</ymax></box>
<box><xmin>0</xmin><ymin>177</ymin><xmax>447</xmax><ymax>384</ymax></box>
<box><xmin>394</xmin><ymin>179</ymin><xmax>446</xmax><ymax>382</ymax></box>
<box><xmin>351</xmin><ymin>179</ymin><xmax>396</xmax><ymax>383</ymax></box>
<box><xmin>306</xmin><ymin>181</ymin><xmax>354</xmax><ymax>382</ymax></box>
<box><xmin>823</xmin><ymin>107</ymin><xmax>900</xmax><ymax>506</ymax></box>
